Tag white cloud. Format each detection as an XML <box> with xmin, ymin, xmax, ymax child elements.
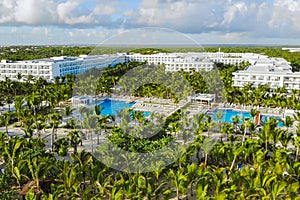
<box><xmin>57</xmin><ymin>1</ymin><xmax>80</xmax><ymax>22</ymax></box>
<box><xmin>221</xmin><ymin>2</ymin><xmax>247</xmax><ymax>25</ymax></box>
<box><xmin>128</xmin><ymin>0</ymin><xmax>223</xmax><ymax>32</ymax></box>
<box><xmin>31</xmin><ymin>27</ymin><xmax>41</xmax><ymax>34</ymax></box>
<box><xmin>0</xmin><ymin>0</ymin><xmax>119</xmax><ymax>27</ymax></box>
<box><xmin>220</xmin><ymin>32</ymin><xmax>244</xmax><ymax>41</ymax></box>
<box><xmin>44</xmin><ymin>28</ymin><xmax>49</xmax><ymax>37</ymax></box>
<box><xmin>93</xmin><ymin>3</ymin><xmax>117</xmax><ymax>15</ymax></box>
<box><xmin>268</xmin><ymin>0</ymin><xmax>300</xmax><ymax>34</ymax></box>
<box><xmin>69</xmin><ymin>31</ymin><xmax>74</xmax><ymax>37</ymax></box>
<box><xmin>1</xmin><ymin>0</ymin><xmax>300</xmax><ymax>45</ymax></box>
<box><xmin>14</xmin><ymin>0</ymin><xmax>57</xmax><ymax>25</ymax></box>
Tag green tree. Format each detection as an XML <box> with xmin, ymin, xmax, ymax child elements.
<box><xmin>49</xmin><ymin>111</ymin><xmax>62</xmax><ymax>151</ymax></box>
<box><xmin>68</xmin><ymin>130</ymin><xmax>82</xmax><ymax>154</ymax></box>
<box><xmin>64</xmin><ymin>105</ymin><xmax>74</xmax><ymax>128</ymax></box>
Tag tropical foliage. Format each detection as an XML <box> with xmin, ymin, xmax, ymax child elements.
<box><xmin>0</xmin><ymin>47</ymin><xmax>300</xmax><ymax>199</ymax></box>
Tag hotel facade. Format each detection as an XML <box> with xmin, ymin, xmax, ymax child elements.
<box><xmin>2</xmin><ymin>51</ymin><xmax>300</xmax><ymax>92</ymax></box>
<box><xmin>125</xmin><ymin>52</ymin><xmax>263</xmax><ymax>72</ymax></box>
<box><xmin>127</xmin><ymin>52</ymin><xmax>300</xmax><ymax>92</ymax></box>
<box><xmin>232</xmin><ymin>57</ymin><xmax>300</xmax><ymax>91</ymax></box>
<box><xmin>0</xmin><ymin>54</ymin><xmax>125</xmax><ymax>82</ymax></box>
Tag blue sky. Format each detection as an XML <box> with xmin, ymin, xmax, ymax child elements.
<box><xmin>0</xmin><ymin>0</ymin><xmax>300</xmax><ymax>45</ymax></box>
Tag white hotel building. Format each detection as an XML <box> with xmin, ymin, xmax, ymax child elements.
<box><xmin>0</xmin><ymin>54</ymin><xmax>125</xmax><ymax>82</ymax></box>
<box><xmin>126</xmin><ymin>53</ymin><xmax>216</xmax><ymax>72</ymax></box>
<box><xmin>3</xmin><ymin>51</ymin><xmax>300</xmax><ymax>92</ymax></box>
<box><xmin>127</xmin><ymin>52</ymin><xmax>300</xmax><ymax>92</ymax></box>
<box><xmin>125</xmin><ymin>52</ymin><xmax>263</xmax><ymax>72</ymax></box>
<box><xmin>233</xmin><ymin>58</ymin><xmax>300</xmax><ymax>91</ymax></box>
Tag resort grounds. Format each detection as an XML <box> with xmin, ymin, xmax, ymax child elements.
<box><xmin>1</xmin><ymin>94</ymin><xmax>297</xmax><ymax>155</ymax></box>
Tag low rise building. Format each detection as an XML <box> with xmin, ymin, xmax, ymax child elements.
<box><xmin>232</xmin><ymin>57</ymin><xmax>300</xmax><ymax>91</ymax></box>
<box><xmin>71</xmin><ymin>95</ymin><xmax>94</xmax><ymax>107</ymax></box>
<box><xmin>125</xmin><ymin>52</ymin><xmax>263</xmax><ymax>72</ymax></box>
<box><xmin>0</xmin><ymin>54</ymin><xmax>125</xmax><ymax>82</ymax></box>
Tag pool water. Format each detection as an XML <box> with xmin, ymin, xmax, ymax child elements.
<box><xmin>99</xmin><ymin>99</ymin><xmax>150</xmax><ymax>117</ymax></box>
<box><xmin>100</xmin><ymin>99</ymin><xmax>135</xmax><ymax>116</ymax></box>
<box><xmin>207</xmin><ymin>109</ymin><xmax>284</xmax><ymax>127</ymax></box>
<box><xmin>261</xmin><ymin>115</ymin><xmax>284</xmax><ymax>127</ymax></box>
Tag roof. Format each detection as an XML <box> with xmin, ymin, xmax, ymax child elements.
<box><xmin>0</xmin><ymin>54</ymin><xmax>124</xmax><ymax>65</ymax></box>
<box><xmin>191</xmin><ymin>93</ymin><xmax>215</xmax><ymax>101</ymax></box>
<box><xmin>71</xmin><ymin>95</ymin><xmax>93</xmax><ymax>100</ymax></box>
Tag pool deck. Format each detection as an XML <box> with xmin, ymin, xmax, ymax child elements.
<box><xmin>218</xmin><ymin>103</ymin><xmax>284</xmax><ymax>117</ymax></box>
<box><xmin>132</xmin><ymin>97</ymin><xmax>189</xmax><ymax>116</ymax></box>
<box><xmin>96</xmin><ymin>96</ymin><xmax>290</xmax><ymax>119</ymax></box>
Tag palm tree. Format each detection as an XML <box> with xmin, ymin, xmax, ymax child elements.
<box><xmin>94</xmin><ymin>104</ymin><xmax>103</xmax><ymax>116</ymax></box>
<box><xmin>55</xmin><ymin>162</ymin><xmax>82</xmax><ymax>199</ymax></box>
<box><xmin>16</xmin><ymin>72</ymin><xmax>23</xmax><ymax>82</ymax></box>
<box><xmin>94</xmin><ymin>104</ymin><xmax>105</xmax><ymax>145</ymax></box>
<box><xmin>282</xmin><ymin>116</ymin><xmax>294</xmax><ymax>133</ymax></box>
<box><xmin>168</xmin><ymin>168</ymin><xmax>188</xmax><ymax>200</ymax></box>
<box><xmin>230</xmin><ymin>143</ymin><xmax>244</xmax><ymax>171</ymax></box>
<box><xmin>169</xmin><ymin>121</ymin><xmax>180</xmax><ymax>136</ymax></box>
<box><xmin>201</xmin><ymin>137</ymin><xmax>216</xmax><ymax>167</ymax></box>
<box><xmin>0</xmin><ymin>96</ymin><xmax>4</xmax><ymax>115</ymax></box>
<box><xmin>83</xmin><ymin>114</ymin><xmax>98</xmax><ymax>153</ymax></box>
<box><xmin>5</xmin><ymin>94</ymin><xmax>13</xmax><ymax>112</ymax></box>
<box><xmin>221</xmin><ymin>123</ymin><xmax>234</xmax><ymax>142</ymax></box>
<box><xmin>216</xmin><ymin>110</ymin><xmax>224</xmax><ymax>131</ymax></box>
<box><xmin>250</xmin><ymin>108</ymin><xmax>258</xmax><ymax>123</ymax></box>
<box><xmin>206</xmin><ymin>115</ymin><xmax>214</xmax><ymax>136</ymax></box>
<box><xmin>258</xmin><ymin>119</ymin><xmax>275</xmax><ymax>151</ymax></box>
<box><xmin>54</xmin><ymin>138</ymin><xmax>69</xmax><ymax>156</ymax></box>
<box><xmin>293</xmin><ymin>135</ymin><xmax>300</xmax><ymax>161</ymax></box>
<box><xmin>22</xmin><ymin>125</ymin><xmax>34</xmax><ymax>138</ymax></box>
<box><xmin>4</xmin><ymin>77</ymin><xmax>13</xmax><ymax>95</ymax></box>
<box><xmin>49</xmin><ymin>111</ymin><xmax>62</xmax><ymax>151</ymax></box>
<box><xmin>293</xmin><ymin>112</ymin><xmax>300</xmax><ymax>137</ymax></box>
<box><xmin>242</xmin><ymin>118</ymin><xmax>252</xmax><ymax>146</ymax></box>
<box><xmin>64</xmin><ymin>105</ymin><xmax>74</xmax><ymax>128</ymax></box>
<box><xmin>131</xmin><ymin>110</ymin><xmax>145</xmax><ymax>126</ymax></box>
<box><xmin>27</xmin><ymin>92</ymin><xmax>41</xmax><ymax>136</ymax></box>
<box><xmin>279</xmin><ymin>129</ymin><xmax>293</xmax><ymax>149</ymax></box>
<box><xmin>14</xmin><ymin>96</ymin><xmax>24</xmax><ymax>125</ymax></box>
<box><xmin>26</xmin><ymin>157</ymin><xmax>50</xmax><ymax>192</ymax></box>
<box><xmin>186</xmin><ymin>163</ymin><xmax>197</xmax><ymax>197</ymax></box>
<box><xmin>68</xmin><ymin>130</ymin><xmax>82</xmax><ymax>154</ymax></box>
<box><xmin>26</xmin><ymin>74</ymin><xmax>34</xmax><ymax>84</ymax></box>
<box><xmin>71</xmin><ymin>150</ymin><xmax>93</xmax><ymax>190</ymax></box>
<box><xmin>78</xmin><ymin>106</ymin><xmax>90</xmax><ymax>140</ymax></box>
<box><xmin>193</xmin><ymin>113</ymin><xmax>206</xmax><ymax>135</ymax></box>
<box><xmin>0</xmin><ymin>112</ymin><xmax>11</xmax><ymax>136</ymax></box>
<box><xmin>232</xmin><ymin>115</ymin><xmax>240</xmax><ymax>133</ymax></box>
<box><xmin>3</xmin><ymin>137</ymin><xmax>23</xmax><ymax>187</ymax></box>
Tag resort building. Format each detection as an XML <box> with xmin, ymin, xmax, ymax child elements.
<box><xmin>126</xmin><ymin>53</ymin><xmax>214</xmax><ymax>72</ymax></box>
<box><xmin>0</xmin><ymin>54</ymin><xmax>125</xmax><ymax>82</ymax></box>
<box><xmin>232</xmin><ymin>57</ymin><xmax>300</xmax><ymax>91</ymax></box>
<box><xmin>282</xmin><ymin>47</ymin><xmax>300</xmax><ymax>52</ymax></box>
<box><xmin>3</xmin><ymin>50</ymin><xmax>298</xmax><ymax>92</ymax></box>
<box><xmin>126</xmin><ymin>51</ymin><xmax>300</xmax><ymax>92</ymax></box>
<box><xmin>125</xmin><ymin>52</ymin><xmax>265</xmax><ymax>72</ymax></box>
<box><xmin>71</xmin><ymin>96</ymin><xmax>94</xmax><ymax>107</ymax></box>
<box><xmin>188</xmin><ymin>93</ymin><xmax>216</xmax><ymax>105</ymax></box>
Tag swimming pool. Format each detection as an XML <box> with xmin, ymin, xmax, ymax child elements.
<box><xmin>99</xmin><ymin>99</ymin><xmax>150</xmax><ymax>117</ymax></box>
<box><xmin>207</xmin><ymin>109</ymin><xmax>284</xmax><ymax>127</ymax></box>
<box><xmin>100</xmin><ymin>99</ymin><xmax>136</xmax><ymax>116</ymax></box>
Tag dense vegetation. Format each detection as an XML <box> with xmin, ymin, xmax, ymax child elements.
<box><xmin>0</xmin><ymin>46</ymin><xmax>93</xmax><ymax>61</ymax></box>
<box><xmin>0</xmin><ymin>47</ymin><xmax>299</xmax><ymax>199</ymax></box>
<box><xmin>128</xmin><ymin>48</ymin><xmax>170</xmax><ymax>55</ymax></box>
